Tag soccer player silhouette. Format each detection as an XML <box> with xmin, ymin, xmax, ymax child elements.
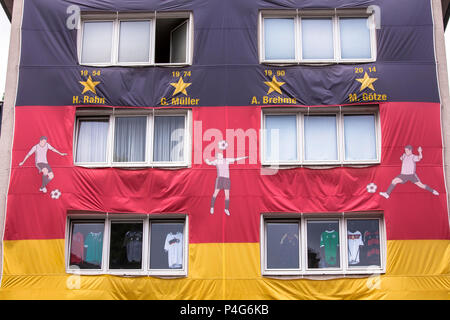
<box><xmin>206</xmin><ymin>141</ymin><xmax>247</xmax><ymax>216</ymax></box>
<box><xmin>19</xmin><ymin>136</ymin><xmax>67</xmax><ymax>193</ymax></box>
<box><xmin>379</xmin><ymin>145</ymin><xmax>439</xmax><ymax>199</ymax></box>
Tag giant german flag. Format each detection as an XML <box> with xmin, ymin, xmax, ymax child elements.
<box><xmin>0</xmin><ymin>0</ymin><xmax>449</xmax><ymax>299</ymax></box>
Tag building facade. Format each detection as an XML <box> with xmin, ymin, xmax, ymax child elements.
<box><xmin>0</xmin><ymin>0</ymin><xmax>448</xmax><ymax>299</ymax></box>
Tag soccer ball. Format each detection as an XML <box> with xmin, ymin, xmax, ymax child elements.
<box><xmin>366</xmin><ymin>183</ymin><xmax>377</xmax><ymax>193</ymax></box>
<box><xmin>218</xmin><ymin>140</ymin><xmax>229</xmax><ymax>150</ymax></box>
<box><xmin>51</xmin><ymin>189</ymin><xmax>62</xmax><ymax>200</ymax></box>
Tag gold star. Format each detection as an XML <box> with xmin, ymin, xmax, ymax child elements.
<box><xmin>79</xmin><ymin>76</ymin><xmax>100</xmax><ymax>95</ymax></box>
<box><xmin>264</xmin><ymin>76</ymin><xmax>285</xmax><ymax>95</ymax></box>
<box><xmin>356</xmin><ymin>72</ymin><xmax>378</xmax><ymax>91</ymax></box>
<box><xmin>170</xmin><ymin>77</ymin><xmax>192</xmax><ymax>96</ymax></box>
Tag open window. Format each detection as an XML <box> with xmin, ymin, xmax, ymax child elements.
<box><xmin>78</xmin><ymin>12</ymin><xmax>192</xmax><ymax>66</ymax></box>
<box><xmin>155</xmin><ymin>18</ymin><xmax>189</xmax><ymax>64</ymax></box>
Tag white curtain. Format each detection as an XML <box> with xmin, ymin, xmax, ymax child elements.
<box><xmin>304</xmin><ymin>115</ymin><xmax>337</xmax><ymax>161</ymax></box>
<box><xmin>340</xmin><ymin>18</ymin><xmax>371</xmax><ymax>59</ymax></box>
<box><xmin>114</xmin><ymin>117</ymin><xmax>147</xmax><ymax>162</ymax></box>
<box><xmin>153</xmin><ymin>116</ymin><xmax>185</xmax><ymax>162</ymax></box>
<box><xmin>119</xmin><ymin>21</ymin><xmax>151</xmax><ymax>63</ymax></box>
<box><xmin>265</xmin><ymin>115</ymin><xmax>297</xmax><ymax>162</ymax></box>
<box><xmin>81</xmin><ymin>21</ymin><xmax>113</xmax><ymax>64</ymax></box>
<box><xmin>344</xmin><ymin>115</ymin><xmax>376</xmax><ymax>160</ymax></box>
<box><xmin>302</xmin><ymin>18</ymin><xmax>334</xmax><ymax>59</ymax></box>
<box><xmin>264</xmin><ymin>18</ymin><xmax>295</xmax><ymax>60</ymax></box>
<box><xmin>76</xmin><ymin>119</ymin><xmax>109</xmax><ymax>163</ymax></box>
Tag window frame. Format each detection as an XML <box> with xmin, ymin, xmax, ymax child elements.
<box><xmin>65</xmin><ymin>213</ymin><xmax>189</xmax><ymax>276</ymax></box>
<box><xmin>169</xmin><ymin>20</ymin><xmax>190</xmax><ymax>64</ymax></box>
<box><xmin>261</xmin><ymin>106</ymin><xmax>381</xmax><ymax>166</ymax></box>
<box><xmin>74</xmin><ymin>116</ymin><xmax>111</xmax><ymax>165</ymax></box>
<box><xmin>261</xmin><ymin>212</ymin><xmax>386</xmax><ymax>276</ymax></box>
<box><xmin>148</xmin><ymin>219</ymin><xmax>189</xmax><ymax>276</ymax></box>
<box><xmin>262</xmin><ymin>218</ymin><xmax>302</xmax><ymax>276</ymax></box>
<box><xmin>73</xmin><ymin>108</ymin><xmax>192</xmax><ymax>168</ymax></box>
<box><xmin>106</xmin><ymin>218</ymin><xmax>147</xmax><ymax>274</ymax></box>
<box><xmin>77</xmin><ymin>12</ymin><xmax>193</xmax><ymax>67</ymax></box>
<box><xmin>260</xmin><ymin>13</ymin><xmax>299</xmax><ymax>64</ymax></box>
<box><xmin>259</xmin><ymin>9</ymin><xmax>377</xmax><ymax>64</ymax></box>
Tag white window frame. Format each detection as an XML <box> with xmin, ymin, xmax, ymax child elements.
<box><xmin>261</xmin><ymin>106</ymin><xmax>381</xmax><ymax>166</ymax></box>
<box><xmin>260</xmin><ymin>13</ymin><xmax>299</xmax><ymax>64</ymax></box>
<box><xmin>78</xmin><ymin>12</ymin><xmax>193</xmax><ymax>66</ymax></box>
<box><xmin>65</xmin><ymin>213</ymin><xmax>189</xmax><ymax>277</ymax></box>
<box><xmin>261</xmin><ymin>213</ymin><xmax>386</xmax><ymax>277</ymax></box>
<box><xmin>259</xmin><ymin>9</ymin><xmax>377</xmax><ymax>64</ymax></box>
<box><xmin>73</xmin><ymin>108</ymin><xmax>192</xmax><ymax>168</ymax></box>
<box><xmin>261</xmin><ymin>215</ymin><xmax>302</xmax><ymax>276</ymax></box>
<box><xmin>148</xmin><ymin>218</ymin><xmax>189</xmax><ymax>276</ymax></box>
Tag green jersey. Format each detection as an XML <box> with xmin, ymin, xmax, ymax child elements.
<box><xmin>320</xmin><ymin>230</ymin><xmax>339</xmax><ymax>266</ymax></box>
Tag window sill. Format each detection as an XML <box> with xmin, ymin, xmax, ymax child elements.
<box><xmin>74</xmin><ymin>163</ymin><xmax>191</xmax><ymax>169</ymax></box>
<box><xmin>79</xmin><ymin>62</ymin><xmax>192</xmax><ymax>68</ymax></box>
<box><xmin>261</xmin><ymin>161</ymin><xmax>380</xmax><ymax>168</ymax></box>
<box><xmin>260</xmin><ymin>59</ymin><xmax>376</xmax><ymax>65</ymax></box>
<box><xmin>66</xmin><ymin>269</ymin><xmax>188</xmax><ymax>277</ymax></box>
<box><xmin>262</xmin><ymin>269</ymin><xmax>385</xmax><ymax>278</ymax></box>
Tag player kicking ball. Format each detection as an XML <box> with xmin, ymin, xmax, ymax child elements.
<box><xmin>19</xmin><ymin>136</ymin><xmax>67</xmax><ymax>193</ymax></box>
<box><xmin>379</xmin><ymin>145</ymin><xmax>439</xmax><ymax>199</ymax></box>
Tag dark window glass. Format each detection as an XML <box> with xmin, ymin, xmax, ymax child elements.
<box><xmin>70</xmin><ymin>221</ymin><xmax>104</xmax><ymax>269</ymax></box>
<box><xmin>109</xmin><ymin>221</ymin><xmax>143</xmax><ymax>269</ymax></box>
<box><xmin>347</xmin><ymin>219</ymin><xmax>381</xmax><ymax>267</ymax></box>
<box><xmin>150</xmin><ymin>222</ymin><xmax>184</xmax><ymax>269</ymax></box>
<box><xmin>307</xmin><ymin>220</ymin><xmax>340</xmax><ymax>269</ymax></box>
<box><xmin>266</xmin><ymin>222</ymin><xmax>299</xmax><ymax>269</ymax></box>
<box><xmin>155</xmin><ymin>18</ymin><xmax>188</xmax><ymax>63</ymax></box>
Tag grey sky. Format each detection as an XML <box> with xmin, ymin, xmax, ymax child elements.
<box><xmin>0</xmin><ymin>9</ymin><xmax>449</xmax><ymax>100</ymax></box>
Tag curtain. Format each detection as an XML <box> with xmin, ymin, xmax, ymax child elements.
<box><xmin>264</xmin><ymin>18</ymin><xmax>295</xmax><ymax>60</ymax></box>
<box><xmin>113</xmin><ymin>116</ymin><xmax>147</xmax><ymax>162</ymax></box>
<box><xmin>265</xmin><ymin>115</ymin><xmax>297</xmax><ymax>162</ymax></box>
<box><xmin>76</xmin><ymin>119</ymin><xmax>109</xmax><ymax>163</ymax></box>
<box><xmin>81</xmin><ymin>21</ymin><xmax>113</xmax><ymax>64</ymax></box>
<box><xmin>302</xmin><ymin>18</ymin><xmax>334</xmax><ymax>59</ymax></box>
<box><xmin>340</xmin><ymin>18</ymin><xmax>371</xmax><ymax>59</ymax></box>
<box><xmin>304</xmin><ymin>115</ymin><xmax>337</xmax><ymax>161</ymax></box>
<box><xmin>119</xmin><ymin>21</ymin><xmax>151</xmax><ymax>63</ymax></box>
<box><xmin>344</xmin><ymin>115</ymin><xmax>376</xmax><ymax>160</ymax></box>
<box><xmin>153</xmin><ymin>116</ymin><xmax>185</xmax><ymax>162</ymax></box>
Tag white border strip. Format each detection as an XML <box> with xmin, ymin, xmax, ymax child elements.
<box><xmin>430</xmin><ymin>0</ymin><xmax>450</xmax><ymax>229</ymax></box>
<box><xmin>0</xmin><ymin>0</ymin><xmax>24</xmax><ymax>286</ymax></box>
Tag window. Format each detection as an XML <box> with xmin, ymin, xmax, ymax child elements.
<box><xmin>261</xmin><ymin>214</ymin><xmax>385</xmax><ymax>276</ymax></box>
<box><xmin>79</xmin><ymin>12</ymin><xmax>192</xmax><ymax>66</ymax></box>
<box><xmin>265</xmin><ymin>221</ymin><xmax>300</xmax><ymax>270</ymax></box>
<box><xmin>262</xmin><ymin>107</ymin><xmax>380</xmax><ymax>165</ymax></box>
<box><xmin>69</xmin><ymin>220</ymin><xmax>105</xmax><ymax>269</ymax></box>
<box><xmin>260</xmin><ymin>9</ymin><xmax>376</xmax><ymax>63</ymax></box>
<box><xmin>149</xmin><ymin>221</ymin><xmax>185</xmax><ymax>270</ymax></box>
<box><xmin>74</xmin><ymin>109</ymin><xmax>191</xmax><ymax>167</ymax></box>
<box><xmin>67</xmin><ymin>214</ymin><xmax>188</xmax><ymax>276</ymax></box>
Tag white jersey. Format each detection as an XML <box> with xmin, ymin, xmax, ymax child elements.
<box><xmin>164</xmin><ymin>232</ymin><xmax>183</xmax><ymax>268</ymax></box>
<box><xmin>27</xmin><ymin>143</ymin><xmax>55</xmax><ymax>164</ymax></box>
<box><xmin>347</xmin><ymin>231</ymin><xmax>364</xmax><ymax>265</ymax></box>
